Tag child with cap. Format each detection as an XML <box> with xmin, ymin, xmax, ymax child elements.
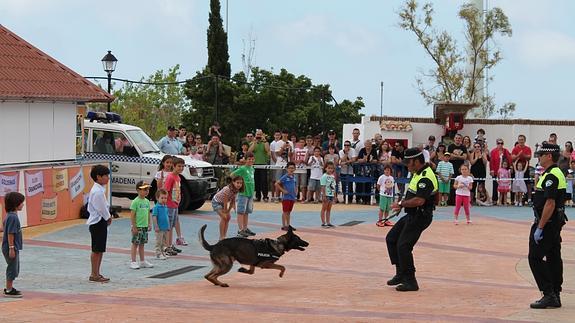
<box><xmin>129</xmin><ymin>181</ymin><xmax>153</xmax><ymax>269</ymax></box>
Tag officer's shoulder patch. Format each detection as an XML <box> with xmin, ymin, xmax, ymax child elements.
<box><xmin>545</xmin><ymin>179</ymin><xmax>554</xmax><ymax>187</ymax></box>
<box><xmin>418</xmin><ymin>182</ymin><xmax>426</xmax><ymax>189</ymax></box>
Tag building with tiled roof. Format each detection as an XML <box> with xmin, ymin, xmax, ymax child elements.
<box><xmin>0</xmin><ymin>24</ymin><xmax>113</xmax><ymax>165</ymax></box>
<box><xmin>0</xmin><ymin>24</ymin><xmax>113</xmax><ymax>102</ymax></box>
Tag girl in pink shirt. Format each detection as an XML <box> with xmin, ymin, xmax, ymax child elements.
<box><xmin>497</xmin><ymin>160</ymin><xmax>511</xmax><ymax>206</ymax></box>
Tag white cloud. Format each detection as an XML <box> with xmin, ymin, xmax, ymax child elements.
<box><xmin>273</xmin><ymin>15</ymin><xmax>379</xmax><ymax>56</ymax></box>
<box><xmin>0</xmin><ymin>0</ymin><xmax>75</xmax><ymax>15</ymax></box>
<box><xmin>516</xmin><ymin>30</ymin><xmax>575</xmax><ymax>69</ymax></box>
<box><xmin>492</xmin><ymin>0</ymin><xmax>554</xmax><ymax>26</ymax></box>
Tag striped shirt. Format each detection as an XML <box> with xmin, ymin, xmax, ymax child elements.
<box><xmin>212</xmin><ymin>185</ymin><xmax>238</xmax><ymax>204</ymax></box>
<box><xmin>436</xmin><ymin>161</ymin><xmax>454</xmax><ymax>179</ymax></box>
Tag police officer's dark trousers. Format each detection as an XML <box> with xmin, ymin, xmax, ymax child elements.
<box><xmin>386</xmin><ymin>212</ymin><xmax>433</xmax><ymax>279</ymax></box>
<box><xmin>528</xmin><ymin>220</ymin><xmax>563</xmax><ymax>295</ymax></box>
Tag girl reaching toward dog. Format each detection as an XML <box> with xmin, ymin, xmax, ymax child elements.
<box><xmin>211</xmin><ymin>175</ymin><xmax>244</xmax><ymax>240</ymax></box>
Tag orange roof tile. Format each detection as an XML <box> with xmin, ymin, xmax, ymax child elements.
<box><xmin>0</xmin><ymin>24</ymin><xmax>113</xmax><ymax>103</ymax></box>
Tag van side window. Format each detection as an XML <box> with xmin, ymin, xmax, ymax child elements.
<box><xmin>91</xmin><ymin>130</ymin><xmax>137</xmax><ymax>157</ymax></box>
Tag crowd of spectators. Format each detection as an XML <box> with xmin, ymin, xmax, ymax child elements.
<box><xmin>157</xmin><ymin>123</ymin><xmax>575</xmax><ymax>207</ymax></box>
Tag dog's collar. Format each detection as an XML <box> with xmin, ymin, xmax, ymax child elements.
<box><xmin>268</xmin><ymin>239</ymin><xmax>285</xmax><ymax>256</ymax></box>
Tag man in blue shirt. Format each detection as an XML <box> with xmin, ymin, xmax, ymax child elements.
<box><xmin>158</xmin><ymin>126</ymin><xmax>184</xmax><ymax>155</ymax></box>
<box><xmin>275</xmin><ymin>162</ymin><xmax>297</xmax><ymax>231</ymax></box>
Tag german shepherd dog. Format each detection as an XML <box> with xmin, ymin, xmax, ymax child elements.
<box><xmin>199</xmin><ymin>224</ymin><xmax>309</xmax><ymax>287</ymax></box>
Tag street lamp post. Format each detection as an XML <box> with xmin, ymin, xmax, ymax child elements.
<box><xmin>380</xmin><ymin>81</ymin><xmax>384</xmax><ymax>119</ymax></box>
<box><xmin>101</xmin><ymin>50</ymin><xmax>118</xmax><ymax>112</ymax></box>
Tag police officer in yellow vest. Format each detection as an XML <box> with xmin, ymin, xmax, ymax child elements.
<box><xmin>529</xmin><ymin>143</ymin><xmax>567</xmax><ymax>309</ymax></box>
<box><xmin>386</xmin><ymin>147</ymin><xmax>438</xmax><ymax>292</ymax></box>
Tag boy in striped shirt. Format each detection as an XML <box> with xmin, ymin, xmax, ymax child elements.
<box><xmin>436</xmin><ymin>152</ymin><xmax>454</xmax><ymax>206</ymax></box>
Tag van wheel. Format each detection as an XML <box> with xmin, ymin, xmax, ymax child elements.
<box><xmin>187</xmin><ymin>200</ymin><xmax>205</xmax><ymax>211</ymax></box>
<box><xmin>178</xmin><ymin>182</ymin><xmax>191</xmax><ymax>212</ymax></box>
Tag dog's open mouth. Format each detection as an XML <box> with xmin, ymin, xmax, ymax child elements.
<box><xmin>294</xmin><ymin>241</ymin><xmax>309</xmax><ymax>251</ymax></box>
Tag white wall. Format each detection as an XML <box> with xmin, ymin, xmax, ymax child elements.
<box><xmin>346</xmin><ymin>119</ymin><xmax>575</xmax><ymax>151</ymax></box>
<box><xmin>0</xmin><ymin>101</ymin><xmax>76</xmax><ymax>165</ymax></box>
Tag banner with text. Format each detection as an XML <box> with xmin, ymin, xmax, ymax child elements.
<box><xmin>0</xmin><ymin>172</ymin><xmax>19</xmax><ymax>197</ymax></box>
<box><xmin>69</xmin><ymin>169</ymin><xmax>85</xmax><ymax>200</ymax></box>
<box><xmin>41</xmin><ymin>197</ymin><xmax>58</xmax><ymax>220</ymax></box>
<box><xmin>25</xmin><ymin>171</ymin><xmax>45</xmax><ymax>197</ymax></box>
<box><xmin>53</xmin><ymin>169</ymin><xmax>68</xmax><ymax>192</ymax></box>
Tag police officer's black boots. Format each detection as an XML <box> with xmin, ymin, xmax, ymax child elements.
<box><xmin>396</xmin><ymin>277</ymin><xmax>419</xmax><ymax>292</ymax></box>
<box><xmin>530</xmin><ymin>293</ymin><xmax>561</xmax><ymax>309</ymax></box>
<box><xmin>556</xmin><ymin>292</ymin><xmax>562</xmax><ymax>308</ymax></box>
<box><xmin>386</xmin><ymin>266</ymin><xmax>403</xmax><ymax>286</ymax></box>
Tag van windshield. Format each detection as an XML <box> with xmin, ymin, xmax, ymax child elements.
<box><xmin>127</xmin><ymin>130</ymin><xmax>160</xmax><ymax>154</ymax></box>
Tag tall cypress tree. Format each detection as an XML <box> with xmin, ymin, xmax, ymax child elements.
<box><xmin>207</xmin><ymin>0</ymin><xmax>231</xmax><ymax>78</ymax></box>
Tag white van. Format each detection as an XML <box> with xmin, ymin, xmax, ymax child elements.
<box><xmin>83</xmin><ymin>114</ymin><xmax>217</xmax><ymax>211</ymax></box>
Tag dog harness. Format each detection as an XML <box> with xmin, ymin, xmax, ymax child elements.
<box><xmin>253</xmin><ymin>238</ymin><xmax>284</xmax><ymax>264</ymax></box>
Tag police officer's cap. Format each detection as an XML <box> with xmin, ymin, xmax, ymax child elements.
<box><xmin>535</xmin><ymin>143</ymin><xmax>560</xmax><ymax>157</ymax></box>
<box><xmin>402</xmin><ymin>147</ymin><xmax>424</xmax><ymax>164</ymax></box>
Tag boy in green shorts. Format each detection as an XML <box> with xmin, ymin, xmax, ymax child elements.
<box><xmin>436</xmin><ymin>152</ymin><xmax>454</xmax><ymax>206</ymax></box>
<box><xmin>129</xmin><ymin>181</ymin><xmax>153</xmax><ymax>269</ymax></box>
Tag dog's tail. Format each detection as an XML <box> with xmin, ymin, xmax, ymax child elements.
<box><xmin>199</xmin><ymin>224</ymin><xmax>213</xmax><ymax>251</ymax></box>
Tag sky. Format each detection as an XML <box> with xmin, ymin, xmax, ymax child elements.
<box><xmin>1</xmin><ymin>0</ymin><xmax>574</xmax><ymax>120</ymax></box>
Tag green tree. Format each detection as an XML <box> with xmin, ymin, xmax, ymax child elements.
<box><xmin>398</xmin><ymin>0</ymin><xmax>513</xmax><ymax>118</ymax></box>
<box><xmin>183</xmin><ymin>67</ymin><xmax>364</xmax><ymax>150</ymax></box>
<box><xmin>207</xmin><ymin>0</ymin><xmax>231</xmax><ymax>78</ymax></box>
<box><xmin>89</xmin><ymin>65</ymin><xmax>190</xmax><ymax>140</ymax></box>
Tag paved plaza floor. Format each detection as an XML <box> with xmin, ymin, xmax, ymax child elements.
<box><xmin>0</xmin><ymin>200</ymin><xmax>574</xmax><ymax>322</ymax></box>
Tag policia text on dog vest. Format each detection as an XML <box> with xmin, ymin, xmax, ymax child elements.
<box><xmin>528</xmin><ymin>163</ymin><xmax>566</xmax><ymax>299</ymax></box>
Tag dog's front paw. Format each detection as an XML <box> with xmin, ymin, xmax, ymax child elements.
<box><xmin>238</xmin><ymin>267</ymin><xmax>248</xmax><ymax>273</ymax></box>
<box><xmin>220</xmin><ymin>283</ymin><xmax>229</xmax><ymax>288</ymax></box>
<box><xmin>279</xmin><ymin>271</ymin><xmax>285</xmax><ymax>278</ymax></box>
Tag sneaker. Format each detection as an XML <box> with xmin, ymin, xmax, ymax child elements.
<box><xmin>384</xmin><ymin>220</ymin><xmax>394</xmax><ymax>226</ymax></box>
<box><xmin>130</xmin><ymin>261</ymin><xmax>140</xmax><ymax>269</ymax></box>
<box><xmin>288</xmin><ymin>225</ymin><xmax>297</xmax><ymax>231</ymax></box>
<box><xmin>454</xmin><ymin>220</ymin><xmax>459</xmax><ymax>225</ymax></box>
<box><xmin>263</xmin><ymin>198</ymin><xmax>270</xmax><ymax>203</ymax></box>
<box><xmin>237</xmin><ymin>230</ymin><xmax>249</xmax><ymax>238</ymax></box>
<box><xmin>177</xmin><ymin>237</ymin><xmax>189</xmax><ymax>246</ymax></box>
<box><xmin>327</xmin><ymin>223</ymin><xmax>335</xmax><ymax>228</ymax></box>
<box><xmin>321</xmin><ymin>223</ymin><xmax>328</xmax><ymax>228</ymax></box>
<box><xmin>467</xmin><ymin>220</ymin><xmax>472</xmax><ymax>224</ymax></box>
<box><xmin>140</xmin><ymin>260</ymin><xmax>154</xmax><ymax>268</ymax></box>
<box><xmin>171</xmin><ymin>245</ymin><xmax>182</xmax><ymax>253</ymax></box>
<box><xmin>164</xmin><ymin>248</ymin><xmax>178</xmax><ymax>256</ymax></box>
<box><xmin>156</xmin><ymin>253</ymin><xmax>167</xmax><ymax>260</ymax></box>
<box><xmin>3</xmin><ymin>288</ymin><xmax>22</xmax><ymax>298</ymax></box>
<box><xmin>244</xmin><ymin>228</ymin><xmax>256</xmax><ymax>236</ymax></box>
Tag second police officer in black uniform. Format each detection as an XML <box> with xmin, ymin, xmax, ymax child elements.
<box><xmin>529</xmin><ymin>143</ymin><xmax>567</xmax><ymax>309</ymax></box>
<box><xmin>386</xmin><ymin>147</ymin><xmax>438</xmax><ymax>292</ymax></box>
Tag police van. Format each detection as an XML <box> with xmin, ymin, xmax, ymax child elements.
<box><xmin>83</xmin><ymin>112</ymin><xmax>217</xmax><ymax>211</ymax></box>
